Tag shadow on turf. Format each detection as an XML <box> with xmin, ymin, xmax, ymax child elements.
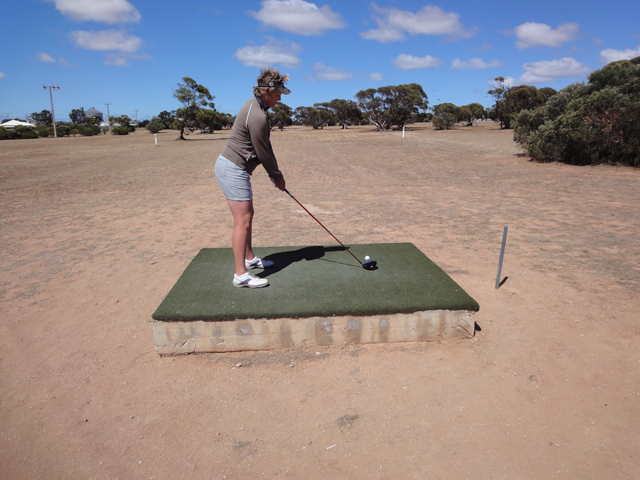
<box><xmin>257</xmin><ymin>246</ymin><xmax>359</xmax><ymax>278</ymax></box>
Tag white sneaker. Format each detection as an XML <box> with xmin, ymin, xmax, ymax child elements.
<box><xmin>245</xmin><ymin>257</ymin><xmax>274</xmax><ymax>269</ymax></box>
<box><xmin>233</xmin><ymin>272</ymin><xmax>269</xmax><ymax>288</ymax></box>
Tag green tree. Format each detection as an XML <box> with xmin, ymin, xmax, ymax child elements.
<box><xmin>513</xmin><ymin>107</ymin><xmax>546</xmax><ymax>147</ymax></box>
<box><xmin>173</xmin><ymin>77</ymin><xmax>214</xmax><ymax>140</ymax></box>
<box><xmin>355</xmin><ymin>88</ymin><xmax>390</xmax><ymax>131</ymax></box>
<box><xmin>487</xmin><ymin>77</ymin><xmax>511</xmax><ymax>129</ymax></box>
<box><xmin>196</xmin><ymin>108</ymin><xmax>230</xmax><ymax>133</ymax></box>
<box><xmin>30</xmin><ymin>110</ymin><xmax>52</xmax><ymax>125</ymax></box>
<box><xmin>146</xmin><ymin>117</ymin><xmax>164</xmax><ymax>133</ymax></box>
<box><xmin>84</xmin><ymin>116</ymin><xmax>101</xmax><ymax>127</ymax></box>
<box><xmin>293</xmin><ymin>106</ymin><xmax>333</xmax><ymax>129</ymax></box>
<box><xmin>158</xmin><ymin>110</ymin><xmax>176</xmax><ymax>129</ymax></box>
<box><xmin>432</xmin><ymin>103</ymin><xmax>460</xmax><ymax>130</ymax></box>
<box><xmin>69</xmin><ymin>107</ymin><xmax>86</xmax><ymax>124</ymax></box>
<box><xmin>270</xmin><ymin>103</ymin><xmax>294</xmax><ymax>130</ymax></box>
<box><xmin>355</xmin><ymin>84</ymin><xmax>428</xmax><ymax>131</ymax></box>
<box><xmin>458</xmin><ymin>103</ymin><xmax>486</xmax><ymax>126</ymax></box>
<box><xmin>488</xmin><ymin>79</ymin><xmax>557</xmax><ymax>129</ymax></box>
<box><xmin>386</xmin><ymin>83</ymin><xmax>429</xmax><ymax>128</ymax></box>
<box><xmin>516</xmin><ymin>56</ymin><xmax>640</xmax><ymax>166</ymax></box>
<box><xmin>315</xmin><ymin>99</ymin><xmax>362</xmax><ymax>129</ymax></box>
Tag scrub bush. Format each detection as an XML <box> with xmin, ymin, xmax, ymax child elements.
<box><xmin>82</xmin><ymin>126</ymin><xmax>101</xmax><ymax>136</ymax></box>
<box><xmin>111</xmin><ymin>126</ymin><xmax>129</xmax><ymax>135</ymax></box>
<box><xmin>515</xmin><ymin>57</ymin><xmax>640</xmax><ymax>166</ymax></box>
<box><xmin>35</xmin><ymin>125</ymin><xmax>53</xmax><ymax>137</ymax></box>
<box><xmin>56</xmin><ymin>125</ymin><xmax>70</xmax><ymax>137</ymax></box>
<box><xmin>146</xmin><ymin>119</ymin><xmax>163</xmax><ymax>133</ymax></box>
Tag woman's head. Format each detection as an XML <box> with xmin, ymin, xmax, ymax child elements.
<box><xmin>253</xmin><ymin>68</ymin><xmax>291</xmax><ymax>97</ymax></box>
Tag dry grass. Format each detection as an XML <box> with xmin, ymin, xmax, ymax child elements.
<box><xmin>1</xmin><ymin>123</ymin><xmax>639</xmax><ymax>479</ymax></box>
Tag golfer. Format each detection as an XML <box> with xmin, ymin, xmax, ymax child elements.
<box><xmin>215</xmin><ymin>68</ymin><xmax>290</xmax><ymax>288</ymax></box>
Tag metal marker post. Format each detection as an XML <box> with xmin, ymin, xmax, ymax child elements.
<box><xmin>495</xmin><ymin>226</ymin><xmax>508</xmax><ymax>289</ymax></box>
<box><xmin>402</xmin><ymin>126</ymin><xmax>405</xmax><ymax>139</ymax></box>
<box><xmin>154</xmin><ymin>134</ymin><xmax>157</xmax><ymax>146</ymax></box>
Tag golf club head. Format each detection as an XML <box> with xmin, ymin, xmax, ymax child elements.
<box><xmin>363</xmin><ymin>260</ymin><xmax>377</xmax><ymax>270</ymax></box>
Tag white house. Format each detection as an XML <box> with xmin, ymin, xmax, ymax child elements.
<box><xmin>1</xmin><ymin>120</ymin><xmax>36</xmax><ymax>129</ymax></box>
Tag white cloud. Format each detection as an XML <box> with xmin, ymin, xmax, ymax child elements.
<box><xmin>452</xmin><ymin>58</ymin><xmax>502</xmax><ymax>69</ymax></box>
<box><xmin>36</xmin><ymin>52</ymin><xmax>56</xmax><ymax>63</ymax></box>
<box><xmin>521</xmin><ymin>57</ymin><xmax>590</xmax><ymax>83</ymax></box>
<box><xmin>361</xmin><ymin>4</ymin><xmax>474</xmax><ymax>43</ymax></box>
<box><xmin>69</xmin><ymin>30</ymin><xmax>143</xmax><ymax>52</ymax></box>
<box><xmin>369</xmin><ymin>73</ymin><xmax>384</xmax><ymax>81</ymax></box>
<box><xmin>360</xmin><ymin>27</ymin><xmax>405</xmax><ymax>43</ymax></box>
<box><xmin>304</xmin><ymin>63</ymin><xmax>353</xmax><ymax>82</ymax></box>
<box><xmin>58</xmin><ymin>56</ymin><xmax>72</xmax><ymax>67</ymax></box>
<box><xmin>392</xmin><ymin>54</ymin><xmax>442</xmax><ymax>70</ymax></box>
<box><xmin>514</xmin><ymin>22</ymin><xmax>578</xmax><ymax>49</ymax></box>
<box><xmin>49</xmin><ymin>0</ymin><xmax>141</xmax><ymax>24</ymax></box>
<box><xmin>0</xmin><ymin>73</ymin><xmax>6</xmax><ymax>79</ymax></box>
<box><xmin>250</xmin><ymin>0</ymin><xmax>346</xmax><ymax>35</ymax></box>
<box><xmin>488</xmin><ymin>76</ymin><xmax>515</xmax><ymax>88</ymax></box>
<box><xmin>599</xmin><ymin>46</ymin><xmax>640</xmax><ymax>64</ymax></box>
<box><xmin>235</xmin><ymin>38</ymin><xmax>302</xmax><ymax>68</ymax></box>
<box><xmin>104</xmin><ymin>53</ymin><xmax>130</xmax><ymax>66</ymax></box>
<box><xmin>518</xmin><ymin>72</ymin><xmax>555</xmax><ymax>84</ymax></box>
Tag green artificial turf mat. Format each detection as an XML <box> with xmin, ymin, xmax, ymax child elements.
<box><xmin>152</xmin><ymin>243</ymin><xmax>479</xmax><ymax>322</ymax></box>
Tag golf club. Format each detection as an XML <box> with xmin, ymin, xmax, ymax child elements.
<box><xmin>284</xmin><ymin>188</ymin><xmax>377</xmax><ymax>270</ymax></box>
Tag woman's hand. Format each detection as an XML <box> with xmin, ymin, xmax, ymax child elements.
<box><xmin>273</xmin><ymin>178</ymin><xmax>286</xmax><ymax>191</ymax></box>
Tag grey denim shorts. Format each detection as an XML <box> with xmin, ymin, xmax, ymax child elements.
<box><xmin>215</xmin><ymin>155</ymin><xmax>253</xmax><ymax>201</ymax></box>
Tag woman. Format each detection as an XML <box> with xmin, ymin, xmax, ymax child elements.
<box><xmin>215</xmin><ymin>68</ymin><xmax>290</xmax><ymax>288</ymax></box>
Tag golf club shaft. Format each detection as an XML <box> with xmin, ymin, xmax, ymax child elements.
<box><xmin>284</xmin><ymin>189</ymin><xmax>363</xmax><ymax>265</ymax></box>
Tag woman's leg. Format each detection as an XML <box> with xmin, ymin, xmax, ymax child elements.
<box><xmin>227</xmin><ymin>199</ymin><xmax>255</xmax><ymax>276</ymax></box>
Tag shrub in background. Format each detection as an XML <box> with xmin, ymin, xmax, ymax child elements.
<box><xmin>515</xmin><ymin>57</ymin><xmax>640</xmax><ymax>166</ymax></box>
<box><xmin>111</xmin><ymin>126</ymin><xmax>129</xmax><ymax>135</ymax></box>
<box><xmin>12</xmin><ymin>126</ymin><xmax>37</xmax><ymax>139</ymax></box>
<box><xmin>56</xmin><ymin>125</ymin><xmax>70</xmax><ymax>137</ymax></box>
<box><xmin>0</xmin><ymin>126</ymin><xmax>18</xmax><ymax>140</ymax></box>
<box><xmin>35</xmin><ymin>125</ymin><xmax>53</xmax><ymax>137</ymax></box>
<box><xmin>146</xmin><ymin>117</ymin><xmax>164</xmax><ymax>133</ymax></box>
<box><xmin>82</xmin><ymin>125</ymin><xmax>101</xmax><ymax>136</ymax></box>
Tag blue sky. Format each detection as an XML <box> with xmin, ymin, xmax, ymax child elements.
<box><xmin>1</xmin><ymin>0</ymin><xmax>639</xmax><ymax>122</ymax></box>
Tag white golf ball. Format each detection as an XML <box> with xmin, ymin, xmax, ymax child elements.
<box><xmin>364</xmin><ymin>256</ymin><xmax>370</xmax><ymax>261</ymax></box>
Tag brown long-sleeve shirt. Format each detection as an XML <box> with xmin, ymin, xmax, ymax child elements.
<box><xmin>220</xmin><ymin>97</ymin><xmax>284</xmax><ymax>182</ymax></box>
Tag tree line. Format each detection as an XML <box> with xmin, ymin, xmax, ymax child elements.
<box><xmin>0</xmin><ymin>106</ymin><xmax>143</xmax><ymax>139</ymax></box>
<box><xmin>145</xmin><ymin>77</ymin><xmax>493</xmax><ymax>138</ymax></box>
<box><xmin>5</xmin><ymin>63</ymin><xmax>639</xmax><ymax>168</ymax></box>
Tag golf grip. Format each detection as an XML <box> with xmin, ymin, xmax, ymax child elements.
<box><xmin>284</xmin><ymin>189</ymin><xmax>362</xmax><ymax>265</ymax></box>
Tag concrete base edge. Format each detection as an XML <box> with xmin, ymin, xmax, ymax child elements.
<box><xmin>151</xmin><ymin>310</ymin><xmax>476</xmax><ymax>356</ymax></box>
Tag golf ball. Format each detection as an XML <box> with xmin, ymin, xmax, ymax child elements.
<box><xmin>364</xmin><ymin>256</ymin><xmax>370</xmax><ymax>261</ymax></box>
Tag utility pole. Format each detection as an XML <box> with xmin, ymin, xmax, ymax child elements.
<box><xmin>43</xmin><ymin>85</ymin><xmax>60</xmax><ymax>138</ymax></box>
<box><xmin>135</xmin><ymin>109</ymin><xmax>138</xmax><ymax>127</ymax></box>
<box><xmin>104</xmin><ymin>103</ymin><xmax>111</xmax><ymax>132</ymax></box>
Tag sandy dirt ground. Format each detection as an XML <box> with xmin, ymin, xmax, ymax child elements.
<box><xmin>1</xmin><ymin>123</ymin><xmax>639</xmax><ymax>480</ymax></box>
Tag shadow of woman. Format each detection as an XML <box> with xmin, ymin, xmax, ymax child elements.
<box><xmin>256</xmin><ymin>246</ymin><xmax>354</xmax><ymax>278</ymax></box>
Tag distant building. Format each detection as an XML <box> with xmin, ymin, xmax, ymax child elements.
<box><xmin>85</xmin><ymin>107</ymin><xmax>104</xmax><ymax>122</ymax></box>
<box><xmin>1</xmin><ymin>120</ymin><xmax>35</xmax><ymax>129</ymax></box>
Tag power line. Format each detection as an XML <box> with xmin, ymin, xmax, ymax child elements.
<box><xmin>0</xmin><ymin>87</ymin><xmax>48</xmax><ymax>99</ymax></box>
